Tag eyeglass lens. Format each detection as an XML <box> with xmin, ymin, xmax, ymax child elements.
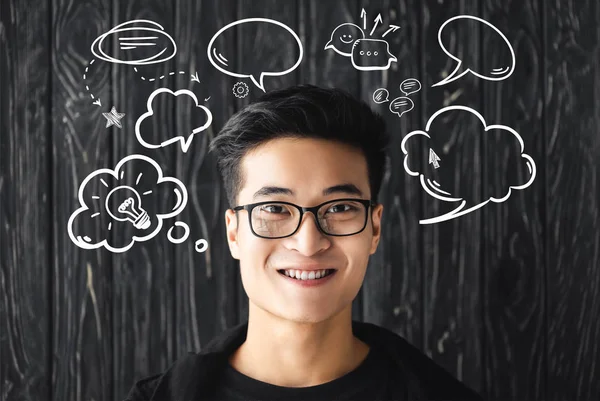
<box><xmin>250</xmin><ymin>200</ymin><xmax>367</xmax><ymax>237</ymax></box>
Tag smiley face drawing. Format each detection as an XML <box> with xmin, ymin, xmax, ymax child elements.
<box><xmin>324</xmin><ymin>23</ymin><xmax>365</xmax><ymax>57</ymax></box>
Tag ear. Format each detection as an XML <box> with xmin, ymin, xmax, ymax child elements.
<box><xmin>369</xmin><ymin>203</ymin><xmax>383</xmax><ymax>255</ymax></box>
<box><xmin>225</xmin><ymin>209</ymin><xmax>240</xmax><ymax>260</ymax></box>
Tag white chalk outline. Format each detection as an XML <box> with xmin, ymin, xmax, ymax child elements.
<box><xmin>389</xmin><ymin>96</ymin><xmax>414</xmax><ymax>118</ymax></box>
<box><xmin>167</xmin><ymin>221</ymin><xmax>190</xmax><ymax>244</ymax></box>
<box><xmin>400</xmin><ymin>78</ymin><xmax>422</xmax><ymax>96</ymax></box>
<box><xmin>207</xmin><ymin>18</ymin><xmax>304</xmax><ymax>92</ymax></box>
<box><xmin>233</xmin><ymin>82</ymin><xmax>250</xmax><ymax>98</ymax></box>
<box><xmin>401</xmin><ymin>105</ymin><xmax>536</xmax><ymax>224</ymax></box>
<box><xmin>91</xmin><ymin>19</ymin><xmax>177</xmax><ymax>65</ymax></box>
<box><xmin>102</xmin><ymin>106</ymin><xmax>126</xmax><ymax>128</ymax></box>
<box><xmin>324</xmin><ymin>23</ymin><xmax>365</xmax><ymax>57</ymax></box>
<box><xmin>67</xmin><ymin>154</ymin><xmax>189</xmax><ymax>253</ymax></box>
<box><xmin>135</xmin><ymin>88</ymin><xmax>213</xmax><ymax>153</ymax></box>
<box><xmin>351</xmin><ymin>38</ymin><xmax>397</xmax><ymax>71</ymax></box>
<box><xmin>195</xmin><ymin>239</ymin><xmax>208</xmax><ymax>253</ymax></box>
<box><xmin>372</xmin><ymin>88</ymin><xmax>390</xmax><ymax>104</ymax></box>
<box><xmin>432</xmin><ymin>15</ymin><xmax>515</xmax><ymax>87</ymax></box>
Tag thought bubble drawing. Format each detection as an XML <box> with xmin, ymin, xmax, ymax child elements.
<box><xmin>401</xmin><ymin>106</ymin><xmax>536</xmax><ymax>224</ymax></box>
<box><xmin>325</xmin><ymin>9</ymin><xmax>400</xmax><ymax>71</ymax></box>
<box><xmin>400</xmin><ymin>78</ymin><xmax>421</xmax><ymax>96</ymax></box>
<box><xmin>84</xmin><ymin>19</ymin><xmax>185</xmax><ymax>106</ymax></box>
<box><xmin>67</xmin><ymin>154</ymin><xmax>188</xmax><ymax>253</ymax></box>
<box><xmin>372</xmin><ymin>88</ymin><xmax>390</xmax><ymax>104</ymax></box>
<box><xmin>351</xmin><ymin>39</ymin><xmax>397</xmax><ymax>71</ymax></box>
<box><xmin>135</xmin><ymin>88</ymin><xmax>213</xmax><ymax>153</ymax></box>
<box><xmin>207</xmin><ymin>18</ymin><xmax>303</xmax><ymax>92</ymax></box>
<box><xmin>389</xmin><ymin>97</ymin><xmax>414</xmax><ymax>118</ymax></box>
<box><xmin>433</xmin><ymin>15</ymin><xmax>515</xmax><ymax>87</ymax></box>
<box><xmin>324</xmin><ymin>23</ymin><xmax>365</xmax><ymax>57</ymax></box>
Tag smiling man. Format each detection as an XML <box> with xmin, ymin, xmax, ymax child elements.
<box><xmin>124</xmin><ymin>85</ymin><xmax>483</xmax><ymax>401</ymax></box>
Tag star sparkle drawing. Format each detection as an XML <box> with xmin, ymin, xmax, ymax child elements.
<box><xmin>103</xmin><ymin>106</ymin><xmax>126</xmax><ymax>129</ymax></box>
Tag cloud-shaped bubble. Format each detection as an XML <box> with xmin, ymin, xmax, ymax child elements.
<box><xmin>207</xmin><ymin>18</ymin><xmax>303</xmax><ymax>92</ymax></box>
<box><xmin>67</xmin><ymin>154</ymin><xmax>188</xmax><ymax>253</ymax></box>
<box><xmin>433</xmin><ymin>15</ymin><xmax>515</xmax><ymax>87</ymax></box>
<box><xmin>91</xmin><ymin>19</ymin><xmax>177</xmax><ymax>65</ymax></box>
<box><xmin>401</xmin><ymin>105</ymin><xmax>536</xmax><ymax>224</ymax></box>
<box><xmin>135</xmin><ymin>88</ymin><xmax>213</xmax><ymax>153</ymax></box>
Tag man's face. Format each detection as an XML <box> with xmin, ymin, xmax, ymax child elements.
<box><xmin>225</xmin><ymin>137</ymin><xmax>383</xmax><ymax>324</ymax></box>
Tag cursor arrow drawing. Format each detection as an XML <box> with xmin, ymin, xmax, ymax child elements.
<box><xmin>429</xmin><ymin>148</ymin><xmax>441</xmax><ymax>169</ymax></box>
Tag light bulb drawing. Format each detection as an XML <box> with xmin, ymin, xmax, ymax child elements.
<box><xmin>105</xmin><ymin>185</ymin><xmax>151</xmax><ymax>229</ymax></box>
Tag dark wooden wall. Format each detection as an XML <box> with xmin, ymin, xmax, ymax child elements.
<box><xmin>1</xmin><ymin>0</ymin><xmax>599</xmax><ymax>400</ymax></box>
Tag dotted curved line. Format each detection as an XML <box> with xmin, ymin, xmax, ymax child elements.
<box><xmin>83</xmin><ymin>59</ymin><xmax>97</xmax><ymax>100</ymax></box>
<box><xmin>133</xmin><ymin>67</ymin><xmax>186</xmax><ymax>82</ymax></box>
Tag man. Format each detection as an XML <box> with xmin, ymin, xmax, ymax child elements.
<box><xmin>125</xmin><ymin>85</ymin><xmax>483</xmax><ymax>400</ymax></box>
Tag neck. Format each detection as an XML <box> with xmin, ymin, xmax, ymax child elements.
<box><xmin>228</xmin><ymin>302</ymin><xmax>370</xmax><ymax>388</ymax></box>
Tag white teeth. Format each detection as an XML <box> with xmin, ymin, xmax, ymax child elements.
<box><xmin>281</xmin><ymin>269</ymin><xmax>334</xmax><ymax>281</ymax></box>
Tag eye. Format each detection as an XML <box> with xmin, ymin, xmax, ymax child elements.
<box><xmin>260</xmin><ymin>204</ymin><xmax>288</xmax><ymax>214</ymax></box>
<box><xmin>326</xmin><ymin>203</ymin><xmax>358</xmax><ymax>214</ymax></box>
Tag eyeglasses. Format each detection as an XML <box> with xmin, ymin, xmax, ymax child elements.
<box><xmin>232</xmin><ymin>198</ymin><xmax>376</xmax><ymax>239</ymax></box>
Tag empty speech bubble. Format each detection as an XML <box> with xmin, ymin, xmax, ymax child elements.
<box><xmin>324</xmin><ymin>23</ymin><xmax>365</xmax><ymax>57</ymax></box>
<box><xmin>372</xmin><ymin>88</ymin><xmax>390</xmax><ymax>104</ymax></box>
<box><xmin>433</xmin><ymin>15</ymin><xmax>515</xmax><ymax>87</ymax></box>
<box><xmin>400</xmin><ymin>78</ymin><xmax>421</xmax><ymax>96</ymax></box>
<box><xmin>207</xmin><ymin>18</ymin><xmax>303</xmax><ymax>92</ymax></box>
<box><xmin>389</xmin><ymin>96</ymin><xmax>414</xmax><ymax>118</ymax></box>
<box><xmin>351</xmin><ymin>39</ymin><xmax>397</xmax><ymax>71</ymax></box>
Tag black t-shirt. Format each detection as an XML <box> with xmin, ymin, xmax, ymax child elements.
<box><xmin>207</xmin><ymin>343</ymin><xmax>397</xmax><ymax>401</ymax></box>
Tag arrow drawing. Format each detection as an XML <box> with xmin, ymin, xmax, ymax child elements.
<box><xmin>93</xmin><ymin>99</ymin><xmax>102</xmax><ymax>107</ymax></box>
<box><xmin>361</xmin><ymin>8</ymin><xmax>367</xmax><ymax>30</ymax></box>
<box><xmin>382</xmin><ymin>24</ymin><xmax>401</xmax><ymax>37</ymax></box>
<box><xmin>191</xmin><ymin>71</ymin><xmax>200</xmax><ymax>83</ymax></box>
<box><xmin>429</xmin><ymin>148</ymin><xmax>441</xmax><ymax>169</ymax></box>
<box><xmin>370</xmin><ymin>14</ymin><xmax>383</xmax><ymax>36</ymax></box>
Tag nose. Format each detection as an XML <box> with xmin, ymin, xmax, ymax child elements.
<box><xmin>287</xmin><ymin>211</ymin><xmax>330</xmax><ymax>256</ymax></box>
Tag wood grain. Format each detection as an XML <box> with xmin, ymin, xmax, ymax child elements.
<box><xmin>0</xmin><ymin>0</ymin><xmax>51</xmax><ymax>400</ymax></box>
<box><xmin>481</xmin><ymin>1</ymin><xmax>547</xmax><ymax>400</ymax></box>
<box><xmin>50</xmin><ymin>1</ymin><xmax>113</xmax><ymax>400</ymax></box>
<box><xmin>357</xmin><ymin>0</ymin><xmax>424</xmax><ymax>346</ymax></box>
<box><xmin>110</xmin><ymin>3</ymin><xmax>178</xmax><ymax>400</ymax></box>
<box><xmin>545</xmin><ymin>1</ymin><xmax>600</xmax><ymax>400</ymax></box>
<box><xmin>172</xmin><ymin>0</ymin><xmax>239</xmax><ymax>356</ymax></box>
<box><xmin>420</xmin><ymin>0</ymin><xmax>483</xmax><ymax>392</ymax></box>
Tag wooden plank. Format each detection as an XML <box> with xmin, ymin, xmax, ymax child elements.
<box><xmin>545</xmin><ymin>1</ymin><xmax>600</xmax><ymax>400</ymax></box>
<box><xmin>0</xmin><ymin>0</ymin><xmax>51</xmax><ymax>400</ymax></box>
<box><xmin>233</xmin><ymin>0</ymin><xmax>301</xmax><ymax>323</ymax></box>
<box><xmin>50</xmin><ymin>1</ymin><xmax>113</xmax><ymax>400</ymax></box>
<box><xmin>172</xmin><ymin>0</ymin><xmax>239</xmax><ymax>354</ymax></box>
<box><xmin>110</xmin><ymin>3</ymin><xmax>178</xmax><ymax>400</ymax></box>
<box><xmin>420</xmin><ymin>0</ymin><xmax>483</xmax><ymax>392</ymax></box>
<box><xmin>356</xmin><ymin>0</ymin><xmax>424</xmax><ymax>345</ymax></box>
<box><xmin>480</xmin><ymin>2</ymin><xmax>546</xmax><ymax>400</ymax></box>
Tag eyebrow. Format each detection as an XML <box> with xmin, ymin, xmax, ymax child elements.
<box><xmin>252</xmin><ymin>184</ymin><xmax>364</xmax><ymax>200</ymax></box>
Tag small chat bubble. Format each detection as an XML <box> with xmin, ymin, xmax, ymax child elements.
<box><xmin>351</xmin><ymin>39</ymin><xmax>397</xmax><ymax>71</ymax></box>
<box><xmin>372</xmin><ymin>88</ymin><xmax>390</xmax><ymax>104</ymax></box>
<box><xmin>389</xmin><ymin>96</ymin><xmax>414</xmax><ymax>118</ymax></box>
<box><xmin>207</xmin><ymin>18</ymin><xmax>303</xmax><ymax>92</ymax></box>
<box><xmin>433</xmin><ymin>15</ymin><xmax>515</xmax><ymax>87</ymax></box>
<box><xmin>400</xmin><ymin>78</ymin><xmax>421</xmax><ymax>96</ymax></box>
<box><xmin>324</xmin><ymin>23</ymin><xmax>365</xmax><ymax>57</ymax></box>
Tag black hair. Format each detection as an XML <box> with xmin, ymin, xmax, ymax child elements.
<box><xmin>208</xmin><ymin>84</ymin><xmax>390</xmax><ymax>208</ymax></box>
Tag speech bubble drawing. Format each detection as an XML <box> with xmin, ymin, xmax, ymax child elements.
<box><xmin>433</xmin><ymin>15</ymin><xmax>515</xmax><ymax>87</ymax></box>
<box><xmin>324</xmin><ymin>23</ymin><xmax>365</xmax><ymax>57</ymax></box>
<box><xmin>207</xmin><ymin>18</ymin><xmax>303</xmax><ymax>92</ymax></box>
<box><xmin>91</xmin><ymin>19</ymin><xmax>177</xmax><ymax>65</ymax></box>
<box><xmin>389</xmin><ymin>96</ymin><xmax>414</xmax><ymax>118</ymax></box>
<box><xmin>351</xmin><ymin>39</ymin><xmax>397</xmax><ymax>71</ymax></box>
<box><xmin>372</xmin><ymin>88</ymin><xmax>390</xmax><ymax>104</ymax></box>
<box><xmin>135</xmin><ymin>88</ymin><xmax>213</xmax><ymax>153</ymax></box>
<box><xmin>400</xmin><ymin>78</ymin><xmax>421</xmax><ymax>96</ymax></box>
<box><xmin>401</xmin><ymin>105</ymin><xmax>536</xmax><ymax>224</ymax></box>
<box><xmin>67</xmin><ymin>154</ymin><xmax>188</xmax><ymax>253</ymax></box>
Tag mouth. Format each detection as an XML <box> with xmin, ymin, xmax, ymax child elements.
<box><xmin>340</xmin><ymin>38</ymin><xmax>353</xmax><ymax>44</ymax></box>
<box><xmin>277</xmin><ymin>268</ymin><xmax>337</xmax><ymax>282</ymax></box>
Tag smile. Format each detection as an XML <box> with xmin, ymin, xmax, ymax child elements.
<box><xmin>278</xmin><ymin>269</ymin><xmax>335</xmax><ymax>280</ymax></box>
<box><xmin>340</xmin><ymin>37</ymin><xmax>353</xmax><ymax>44</ymax></box>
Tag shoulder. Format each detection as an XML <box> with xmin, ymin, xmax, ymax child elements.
<box><xmin>356</xmin><ymin>321</ymin><xmax>484</xmax><ymax>400</ymax></box>
<box><xmin>122</xmin><ymin>373</ymin><xmax>162</xmax><ymax>401</ymax></box>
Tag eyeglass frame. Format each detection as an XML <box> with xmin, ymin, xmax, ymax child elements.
<box><xmin>232</xmin><ymin>198</ymin><xmax>378</xmax><ymax>239</ymax></box>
